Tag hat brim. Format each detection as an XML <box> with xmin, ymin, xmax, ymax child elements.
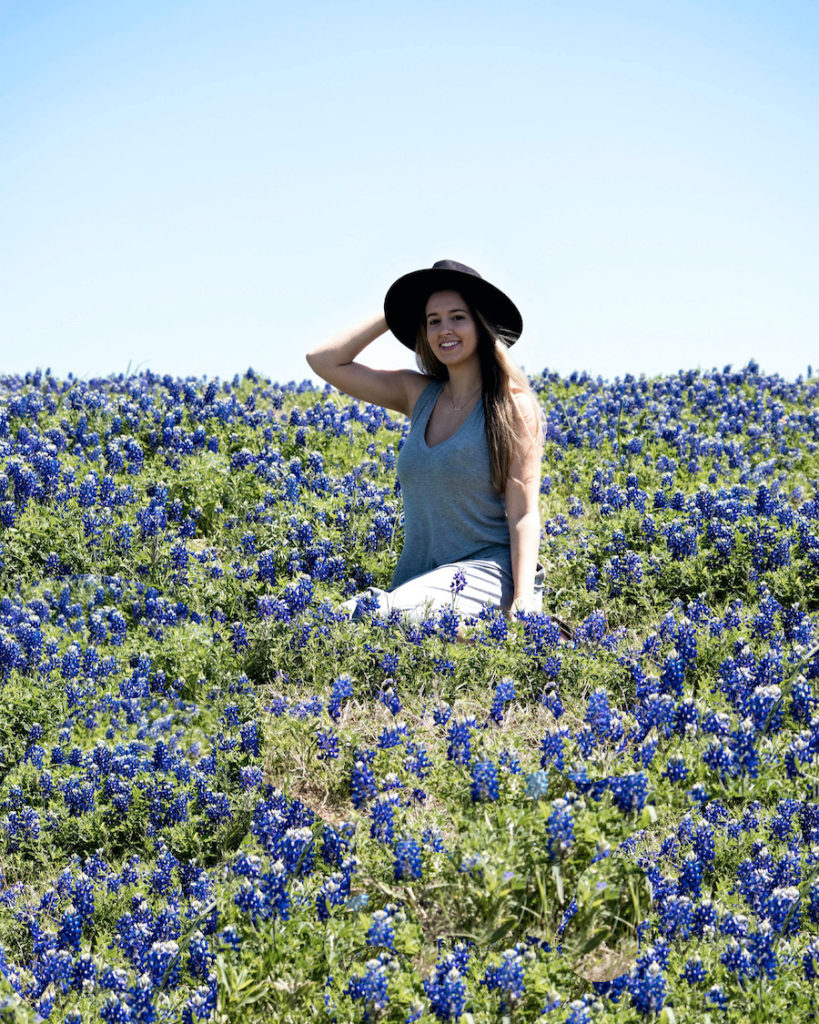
<box><xmin>384</xmin><ymin>268</ymin><xmax>523</xmax><ymax>350</ymax></box>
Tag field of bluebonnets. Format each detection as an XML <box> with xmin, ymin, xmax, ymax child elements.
<box><xmin>0</xmin><ymin>362</ymin><xmax>818</xmax><ymax>1023</ymax></box>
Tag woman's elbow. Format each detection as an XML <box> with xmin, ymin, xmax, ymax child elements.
<box><xmin>305</xmin><ymin>350</ymin><xmax>329</xmax><ymax>381</ymax></box>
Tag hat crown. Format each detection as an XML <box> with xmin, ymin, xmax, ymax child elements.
<box><xmin>431</xmin><ymin>259</ymin><xmax>482</xmax><ymax>279</ymax></box>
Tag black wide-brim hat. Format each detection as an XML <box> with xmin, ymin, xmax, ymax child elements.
<box><xmin>384</xmin><ymin>259</ymin><xmax>523</xmax><ymax>350</ymax></box>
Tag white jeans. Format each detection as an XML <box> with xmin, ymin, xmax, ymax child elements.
<box><xmin>343</xmin><ymin>558</ymin><xmax>545</xmax><ymax>623</ymax></box>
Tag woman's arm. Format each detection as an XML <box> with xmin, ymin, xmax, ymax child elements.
<box><xmin>306</xmin><ymin>314</ymin><xmax>427</xmax><ymax>418</ymax></box>
<box><xmin>504</xmin><ymin>391</ymin><xmax>544</xmax><ymax>613</ymax></box>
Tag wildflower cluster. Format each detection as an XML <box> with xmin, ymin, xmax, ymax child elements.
<box><xmin>0</xmin><ymin>364</ymin><xmax>817</xmax><ymax>1021</ymax></box>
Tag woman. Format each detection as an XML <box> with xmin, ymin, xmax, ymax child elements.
<box><xmin>306</xmin><ymin>259</ymin><xmax>544</xmax><ymax>623</ymax></box>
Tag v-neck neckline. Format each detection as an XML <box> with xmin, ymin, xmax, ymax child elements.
<box><xmin>422</xmin><ymin>381</ymin><xmax>481</xmax><ymax>450</ymax></box>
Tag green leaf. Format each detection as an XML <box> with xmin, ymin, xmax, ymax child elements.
<box><xmin>486</xmin><ymin>916</ymin><xmax>518</xmax><ymax>946</ymax></box>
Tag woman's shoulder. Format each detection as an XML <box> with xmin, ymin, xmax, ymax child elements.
<box><xmin>407</xmin><ymin>375</ymin><xmax>443</xmax><ymax>417</ymax></box>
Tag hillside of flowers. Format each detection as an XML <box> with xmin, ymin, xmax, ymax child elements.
<box><xmin>0</xmin><ymin>362</ymin><xmax>817</xmax><ymax>1023</ymax></box>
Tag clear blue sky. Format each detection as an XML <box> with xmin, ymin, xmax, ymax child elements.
<box><xmin>2</xmin><ymin>0</ymin><xmax>817</xmax><ymax>384</ymax></box>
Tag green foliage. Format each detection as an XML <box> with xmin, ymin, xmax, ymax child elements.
<box><xmin>0</xmin><ymin>368</ymin><xmax>818</xmax><ymax>1022</ymax></box>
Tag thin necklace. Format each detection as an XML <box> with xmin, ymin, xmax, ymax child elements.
<box><xmin>446</xmin><ymin>381</ymin><xmax>481</xmax><ymax>411</ymax></box>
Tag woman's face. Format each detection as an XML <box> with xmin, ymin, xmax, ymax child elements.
<box><xmin>423</xmin><ymin>290</ymin><xmax>479</xmax><ymax>369</ymax></box>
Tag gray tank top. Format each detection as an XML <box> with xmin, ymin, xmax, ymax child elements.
<box><xmin>392</xmin><ymin>379</ymin><xmax>511</xmax><ymax>588</ymax></box>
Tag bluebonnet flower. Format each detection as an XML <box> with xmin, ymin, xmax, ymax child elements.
<box><xmin>230</xmin><ymin>620</ymin><xmax>249</xmax><ymax>652</ymax></box>
<box><xmin>345</xmin><ymin>956</ymin><xmax>390</xmax><ymax>1015</ymax></box>
<box><xmin>627</xmin><ymin>960</ymin><xmax>666</xmax><ymax>1015</ymax></box>
<box><xmin>316</xmin><ymin>728</ymin><xmax>340</xmax><ymax>760</ymax></box>
<box><xmin>146</xmin><ymin>938</ymin><xmax>181</xmax><ymax>986</ymax></box>
<box><xmin>239</xmin><ymin>766</ymin><xmax>263</xmax><ymax>790</ymax></box>
<box><xmin>681</xmin><ymin>955</ymin><xmax>707</xmax><ymax>984</ymax></box>
<box><xmin>57</xmin><ymin>904</ymin><xmax>83</xmax><ymax>953</ymax></box>
<box><xmin>540</xmin><ymin>726</ymin><xmax>568</xmax><ymax>771</ymax></box>
<box><xmin>351</xmin><ymin>759</ymin><xmax>377</xmax><ymax>808</ymax></box>
<box><xmin>150</xmin><ymin>846</ymin><xmax>179</xmax><ymax>894</ymax></box>
<box><xmin>766</xmin><ymin>885</ymin><xmax>800</xmax><ymax>935</ymax></box>
<box><xmin>470</xmin><ymin>760</ymin><xmax>499</xmax><ymax>802</ymax></box>
<box><xmin>235</xmin><ymin>859</ymin><xmax>290</xmax><ymax>922</ymax></box>
<box><xmin>747</xmin><ymin>921</ymin><xmax>778</xmax><ymax>978</ymax></box>
<box><xmin>62</xmin><ymin>778</ymin><xmax>96</xmax><ymax>816</ymax></box>
<box><xmin>678</xmin><ymin>852</ymin><xmax>703</xmax><ymax>899</ymax></box>
<box><xmin>790</xmin><ymin>674</ymin><xmax>815</xmax><ymax>722</ymax></box>
<box><xmin>564</xmin><ymin>1000</ymin><xmax>593</xmax><ymax>1024</ymax></box>
<box><xmin>100</xmin><ymin>994</ymin><xmax>131</xmax><ymax>1022</ymax></box>
<box><xmin>446</xmin><ymin>718</ymin><xmax>474</xmax><ymax>765</ymax></box>
<box><xmin>661</xmin><ymin>503</ymin><xmax>693</xmax><ymax>542</ymax></box>
<box><xmin>609</xmin><ymin>771</ymin><xmax>648</xmax><ymax>813</ymax></box>
<box><xmin>661</xmin><ymin>651</ymin><xmax>685</xmax><ymax>697</ymax></box>
<box><xmin>720</xmin><ymin>935</ymin><xmax>756</xmax><ymax>982</ymax></box>
<box><xmin>499</xmin><ymin>748</ymin><xmax>521</xmax><ymax>774</ymax></box>
<box><xmin>328</xmin><ymin>673</ymin><xmax>353</xmax><ymax>721</ymax></box>
<box><xmin>376</xmin><ymin>686</ymin><xmax>402</xmax><ymax>716</ymax></box>
<box><xmin>635</xmin><ymin>735</ymin><xmax>657</xmax><ymax>767</ymax></box>
<box><xmin>489</xmin><ymin>677</ymin><xmax>516</xmax><ymax>723</ymax></box>
<box><xmin>370</xmin><ymin>795</ymin><xmax>398</xmax><ymax>844</ymax></box>
<box><xmin>379</xmin><ymin>651</ymin><xmax>399</xmax><ymax>674</ymax></box>
<box><xmin>676</xmin><ymin>617</ymin><xmax>698</xmax><ymax>665</ymax></box>
<box><xmin>0</xmin><ymin>501</ymin><xmax>16</xmax><ymax>527</ymax></box>
<box><xmin>665</xmin><ymin>755</ymin><xmax>688</xmax><ymax>782</ymax></box>
<box><xmin>61</xmin><ymin>644</ymin><xmax>81</xmax><ymax>679</ymax></box>
<box><xmin>693</xmin><ymin>823</ymin><xmax>715</xmax><ymax>870</ymax></box>
<box><xmin>804</xmin><ymin>937</ymin><xmax>819</xmax><ymax>980</ymax></box>
<box><xmin>547</xmin><ymin>798</ymin><xmax>574</xmax><ymax>859</ymax></box>
<box><xmin>719</xmin><ymin>911</ymin><xmax>750</xmax><ymax>939</ymax></box>
<box><xmin>3</xmin><ymin>806</ymin><xmax>40</xmax><ymax>849</ymax></box>
<box><xmin>482</xmin><ymin>947</ymin><xmax>525</xmax><ymax>1010</ymax></box>
<box><xmin>575</xmin><ymin>610</ymin><xmax>607</xmax><ymax>643</ymax></box>
<box><xmin>423</xmin><ymin>949</ymin><xmax>468</xmax><ymax>1021</ymax></box>
<box><xmin>584</xmin><ymin>688</ymin><xmax>619</xmax><ymax>742</ymax></box>
<box><xmin>605</xmin><ymin>549</ymin><xmax>643</xmax><ymax>594</ymax></box>
<box><xmin>659</xmin><ymin>894</ymin><xmax>693</xmax><ymax>940</ymax></box>
<box><xmin>421</xmin><ymin>826</ymin><xmax>445</xmax><ymax>852</ymax></box>
<box><xmin>450</xmin><ymin>568</ymin><xmax>467</xmax><ymax>595</ymax></box>
<box><xmin>672</xmin><ymin>697</ymin><xmax>699</xmax><ymax>735</ymax></box>
<box><xmin>281</xmin><ymin>826</ymin><xmax>315</xmax><ymax>875</ymax></box>
<box><xmin>187</xmin><ymin>931</ymin><xmax>213</xmax><ymax>979</ymax></box>
<box><xmin>315</xmin><ymin>871</ymin><xmax>350</xmax><ymax>921</ymax></box>
<box><xmin>477</xmin><ymin>606</ymin><xmax>507</xmax><ymax>643</ymax></box>
<box><xmin>377</xmin><ymin>724</ymin><xmax>407</xmax><ymax>749</ymax></box>
<box><xmin>393</xmin><ymin>837</ymin><xmax>422</xmax><ymax>881</ymax></box>
<box><xmin>367</xmin><ymin>909</ymin><xmax>395</xmax><ymax>950</ymax></box>
<box><xmin>73</xmin><ymin>872</ymin><xmax>95</xmax><ymax>923</ymax></box>
<box><xmin>240</xmin><ymin>720</ymin><xmax>260</xmax><ymax>755</ymax></box>
<box><xmin>222</xmin><ymin>703</ymin><xmax>241</xmax><ymax>728</ymax></box>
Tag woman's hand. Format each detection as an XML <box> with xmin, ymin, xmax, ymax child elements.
<box><xmin>506</xmin><ymin>594</ymin><xmax>539</xmax><ymax>619</ymax></box>
<box><xmin>514</xmin><ymin>595</ymin><xmax>539</xmax><ymax>614</ymax></box>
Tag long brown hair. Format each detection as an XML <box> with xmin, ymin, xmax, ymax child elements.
<box><xmin>414</xmin><ymin>295</ymin><xmax>543</xmax><ymax>492</ymax></box>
